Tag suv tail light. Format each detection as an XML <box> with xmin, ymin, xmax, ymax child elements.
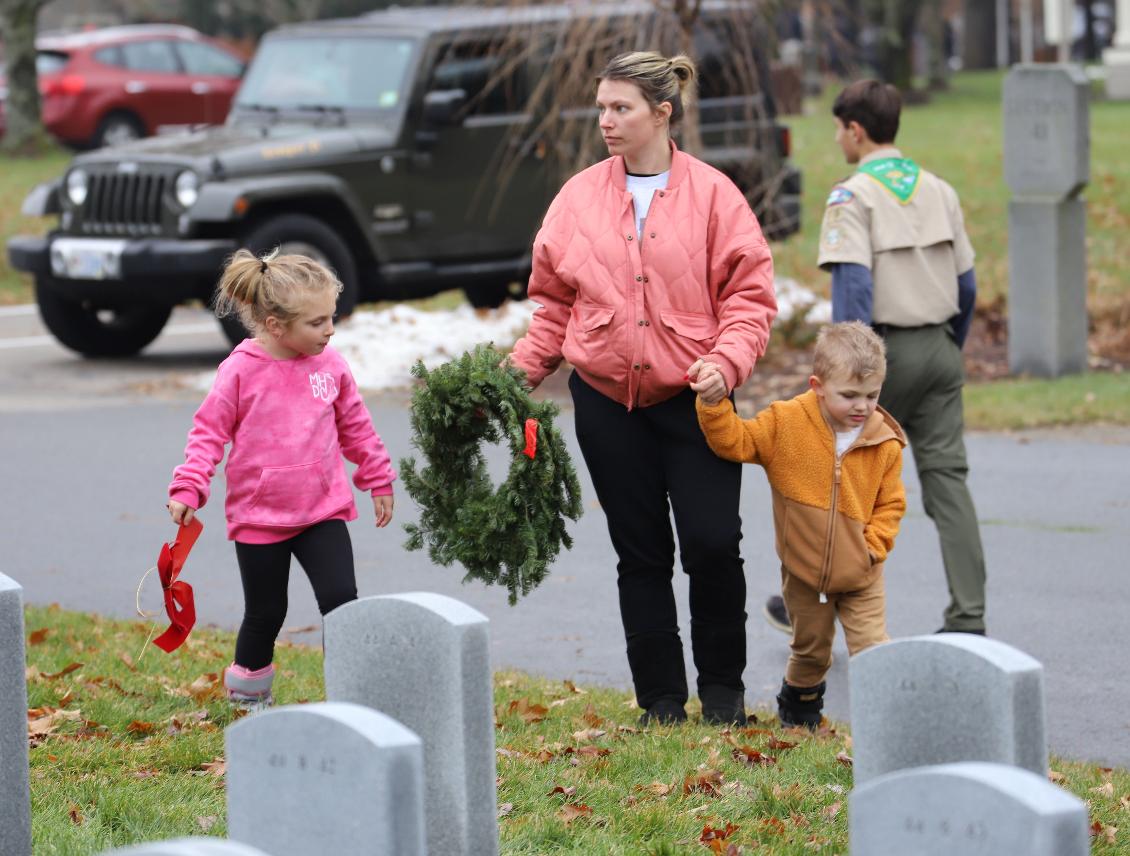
<box><xmin>40</xmin><ymin>75</ymin><xmax>86</xmax><ymax>97</ymax></box>
<box><xmin>776</xmin><ymin>126</ymin><xmax>792</xmax><ymax>158</ymax></box>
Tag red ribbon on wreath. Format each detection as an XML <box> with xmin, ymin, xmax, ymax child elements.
<box><xmin>152</xmin><ymin>517</ymin><xmax>202</xmax><ymax>652</ymax></box>
<box><xmin>523</xmin><ymin>418</ymin><xmax>539</xmax><ymax>459</ymax></box>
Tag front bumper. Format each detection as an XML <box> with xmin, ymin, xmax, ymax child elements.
<box><xmin>8</xmin><ymin>234</ymin><xmax>237</xmax><ymax>303</ymax></box>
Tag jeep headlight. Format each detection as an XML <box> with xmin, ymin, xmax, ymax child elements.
<box><xmin>65</xmin><ymin>169</ymin><xmax>88</xmax><ymax>206</ymax></box>
<box><xmin>175</xmin><ymin>170</ymin><xmax>199</xmax><ymax>209</ymax></box>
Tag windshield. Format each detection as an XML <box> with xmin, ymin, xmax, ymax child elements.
<box><xmin>234</xmin><ymin>36</ymin><xmax>416</xmax><ymax>112</ymax></box>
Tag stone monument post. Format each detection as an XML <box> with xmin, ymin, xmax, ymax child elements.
<box><xmin>1002</xmin><ymin>65</ymin><xmax>1090</xmax><ymax>377</ymax></box>
<box><xmin>1103</xmin><ymin>0</ymin><xmax>1130</xmax><ymax>99</ymax></box>
<box><xmin>1</xmin><ymin>574</ymin><xmax>32</xmax><ymax>856</ymax></box>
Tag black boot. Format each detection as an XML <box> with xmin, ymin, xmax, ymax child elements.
<box><xmin>699</xmin><ymin>685</ymin><xmax>747</xmax><ymax>726</ymax></box>
<box><xmin>776</xmin><ymin>679</ymin><xmax>825</xmax><ymax>730</ymax></box>
<box><xmin>639</xmin><ymin>697</ymin><xmax>688</xmax><ymax>726</ymax></box>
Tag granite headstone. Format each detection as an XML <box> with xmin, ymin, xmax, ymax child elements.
<box><xmin>101</xmin><ymin>840</ymin><xmax>272</xmax><ymax>855</ymax></box>
<box><xmin>1</xmin><ymin>573</ymin><xmax>32</xmax><ymax>856</ymax></box>
<box><xmin>850</xmin><ymin>635</ymin><xmax>1046</xmax><ymax>785</ymax></box>
<box><xmin>324</xmin><ymin>592</ymin><xmax>498</xmax><ymax>856</ymax></box>
<box><xmin>850</xmin><ymin>761</ymin><xmax>1089</xmax><ymax>856</ymax></box>
<box><xmin>225</xmin><ymin>702</ymin><xmax>425</xmax><ymax>856</ymax></box>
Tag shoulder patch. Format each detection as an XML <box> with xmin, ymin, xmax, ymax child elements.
<box><xmin>826</xmin><ymin>186</ymin><xmax>855</xmax><ymax>207</ymax></box>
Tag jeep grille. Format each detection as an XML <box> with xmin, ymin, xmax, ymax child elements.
<box><xmin>78</xmin><ymin>171</ymin><xmax>168</xmax><ymax>236</ymax></box>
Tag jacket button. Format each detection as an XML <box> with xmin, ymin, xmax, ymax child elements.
<box><xmin>626</xmin><ymin>234</ymin><xmax>633</xmax><ymax>241</ymax></box>
<box><xmin>649</xmin><ymin>232</ymin><xmax>656</xmax><ymax>239</ymax></box>
<box><xmin>643</xmin><ymin>364</ymin><xmax>651</xmax><ymax>370</ymax></box>
<box><xmin>633</xmin><ymin>363</ymin><xmax>640</xmax><ymax>370</ymax></box>
<box><xmin>635</xmin><ymin>275</ymin><xmax>642</xmax><ymax>281</ymax></box>
<box><xmin>644</xmin><ymin>320</ymin><xmax>650</xmax><ymax>326</ymax></box>
<box><xmin>643</xmin><ymin>276</ymin><xmax>649</xmax><ymax>283</ymax></box>
<box><xmin>658</xmin><ymin>191</ymin><xmax>665</xmax><ymax>197</ymax></box>
<box><xmin>638</xmin><ymin>320</ymin><xmax>644</xmax><ymax>326</ymax></box>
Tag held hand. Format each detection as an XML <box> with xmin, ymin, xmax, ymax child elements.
<box><xmin>373</xmin><ymin>494</ymin><xmax>394</xmax><ymax>528</ymax></box>
<box><xmin>168</xmin><ymin>500</ymin><xmax>196</xmax><ymax>526</ymax></box>
<box><xmin>687</xmin><ymin>359</ymin><xmax>727</xmax><ymax>405</ymax></box>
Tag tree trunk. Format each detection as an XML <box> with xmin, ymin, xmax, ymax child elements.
<box><xmin>961</xmin><ymin>0</ymin><xmax>998</xmax><ymax>69</ymax></box>
<box><xmin>0</xmin><ymin>0</ymin><xmax>49</xmax><ymax>154</ymax></box>
<box><xmin>673</xmin><ymin>0</ymin><xmax>703</xmax><ymax>156</ymax></box>
<box><xmin>924</xmin><ymin>0</ymin><xmax>949</xmax><ymax>90</ymax></box>
<box><xmin>870</xmin><ymin>0</ymin><xmax>925</xmax><ymax>94</ymax></box>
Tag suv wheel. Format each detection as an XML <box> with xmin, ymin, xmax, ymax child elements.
<box><xmin>35</xmin><ymin>278</ymin><xmax>172</xmax><ymax>357</ymax></box>
<box><xmin>220</xmin><ymin>213</ymin><xmax>359</xmax><ymax>346</ymax></box>
<box><xmin>94</xmin><ymin>112</ymin><xmax>144</xmax><ymax>149</ymax></box>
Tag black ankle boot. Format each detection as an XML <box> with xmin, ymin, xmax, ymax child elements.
<box><xmin>699</xmin><ymin>685</ymin><xmax>747</xmax><ymax>726</ymax></box>
<box><xmin>639</xmin><ymin>698</ymin><xmax>687</xmax><ymax>726</ymax></box>
<box><xmin>776</xmin><ymin>679</ymin><xmax>825</xmax><ymax>729</ymax></box>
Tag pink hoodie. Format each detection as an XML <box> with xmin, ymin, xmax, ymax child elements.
<box><xmin>169</xmin><ymin>340</ymin><xmax>395</xmax><ymax>544</ymax></box>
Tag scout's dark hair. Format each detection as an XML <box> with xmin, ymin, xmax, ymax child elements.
<box><xmin>832</xmin><ymin>79</ymin><xmax>901</xmax><ymax>144</ymax></box>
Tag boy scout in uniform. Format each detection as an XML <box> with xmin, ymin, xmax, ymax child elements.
<box><xmin>765</xmin><ymin>78</ymin><xmax>986</xmax><ymax>636</ymax></box>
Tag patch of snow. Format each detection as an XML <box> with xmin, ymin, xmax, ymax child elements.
<box><xmin>189</xmin><ymin>278</ymin><xmax>829</xmax><ymax>392</ymax></box>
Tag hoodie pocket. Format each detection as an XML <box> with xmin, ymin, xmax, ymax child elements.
<box><xmin>248</xmin><ymin>460</ymin><xmax>333</xmax><ymax>526</ymax></box>
<box><xmin>825</xmin><ymin>512</ymin><xmax>877</xmax><ymax>593</ymax></box>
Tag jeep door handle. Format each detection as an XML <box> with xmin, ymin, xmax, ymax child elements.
<box><xmin>124</xmin><ymin>81</ymin><xmax>148</xmax><ymax>94</ymax></box>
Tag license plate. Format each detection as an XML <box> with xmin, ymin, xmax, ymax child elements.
<box><xmin>49</xmin><ymin>238</ymin><xmax>127</xmax><ymax>280</ymax></box>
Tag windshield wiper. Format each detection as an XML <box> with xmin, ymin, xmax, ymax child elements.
<box><xmin>294</xmin><ymin>104</ymin><xmax>346</xmax><ymax>125</ymax></box>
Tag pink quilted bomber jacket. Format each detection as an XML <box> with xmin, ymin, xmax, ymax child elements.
<box><xmin>510</xmin><ymin>143</ymin><xmax>777</xmax><ymax>409</ymax></box>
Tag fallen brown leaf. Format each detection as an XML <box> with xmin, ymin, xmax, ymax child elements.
<box><xmin>41</xmin><ymin>662</ymin><xmax>83</xmax><ymax>680</ymax></box>
<box><xmin>683</xmin><ymin>769</ymin><xmax>724</xmax><ymax>796</ymax></box>
<box><xmin>126</xmin><ymin>721</ymin><xmax>155</xmax><ymax>735</ymax></box>
<box><xmin>497</xmin><ymin>802</ymin><xmax>514</xmax><ymax>818</ymax></box>
<box><xmin>636</xmin><ymin>781</ymin><xmax>674</xmax><ymax>797</ymax></box>
<box><xmin>119</xmin><ymin>653</ymin><xmax>138</xmax><ymax>672</ymax></box>
<box><xmin>1092</xmin><ymin>782</ymin><xmax>1115</xmax><ymax>798</ymax></box>
<box><xmin>822</xmin><ymin>801</ymin><xmax>842</xmax><ymax>820</ymax></box>
<box><xmin>28</xmin><ymin>628</ymin><xmax>50</xmax><ymax>645</ymax></box>
<box><xmin>766</xmin><ymin>737</ymin><xmax>797</xmax><ymax>751</ymax></box>
<box><xmin>68</xmin><ymin>804</ymin><xmax>84</xmax><ymax>825</ymax></box>
<box><xmin>548</xmin><ymin>785</ymin><xmax>577</xmax><ymax>797</ymax></box>
<box><xmin>132</xmin><ymin>769</ymin><xmax>161</xmax><ymax>779</ymax></box>
<box><xmin>572</xmin><ymin>728</ymin><xmax>606</xmax><ymax>743</ymax></box>
<box><xmin>760</xmin><ymin>816</ymin><xmax>787</xmax><ymax>835</ymax></box>
<box><xmin>198</xmin><ymin>758</ymin><xmax>226</xmax><ymax>777</ymax></box>
<box><xmin>731</xmin><ymin>745</ymin><xmax>776</xmax><ymax>766</ymax></box>
<box><xmin>574</xmin><ymin>745</ymin><xmax>611</xmax><ymax>758</ymax></box>
<box><xmin>556</xmin><ymin>803</ymin><xmax>593</xmax><ymax>825</ymax></box>
<box><xmin>197</xmin><ymin>815</ymin><xmax>219</xmax><ymax>832</ymax></box>
<box><xmin>835</xmin><ymin>752</ymin><xmax>853</xmax><ymax>767</ymax></box>
<box><xmin>1048</xmin><ymin>770</ymin><xmax>1067</xmax><ymax>783</ymax></box>
<box><xmin>508</xmin><ymin>698</ymin><xmax>548</xmax><ymax>724</ymax></box>
<box><xmin>581</xmin><ymin>704</ymin><xmax>604</xmax><ymax>728</ymax></box>
<box><xmin>563</xmin><ymin>680</ymin><xmax>585</xmax><ymax>694</ymax></box>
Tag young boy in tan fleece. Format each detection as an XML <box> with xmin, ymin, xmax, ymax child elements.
<box><xmin>690</xmin><ymin>321</ymin><xmax>907</xmax><ymax>727</ymax></box>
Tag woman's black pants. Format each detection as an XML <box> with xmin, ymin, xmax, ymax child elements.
<box><xmin>569</xmin><ymin>372</ymin><xmax>747</xmax><ymax>710</ymax></box>
<box><xmin>233</xmin><ymin>519</ymin><xmax>357</xmax><ymax>670</ymax></box>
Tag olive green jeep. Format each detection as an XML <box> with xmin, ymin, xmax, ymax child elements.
<box><xmin>8</xmin><ymin>1</ymin><xmax>801</xmax><ymax>356</ymax></box>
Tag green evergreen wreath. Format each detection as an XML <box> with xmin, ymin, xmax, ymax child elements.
<box><xmin>400</xmin><ymin>344</ymin><xmax>583</xmax><ymax>604</ymax></box>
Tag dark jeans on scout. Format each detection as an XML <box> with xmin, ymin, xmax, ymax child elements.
<box><xmin>569</xmin><ymin>371</ymin><xmax>747</xmax><ymax>710</ymax></box>
<box><xmin>234</xmin><ymin>518</ymin><xmax>357</xmax><ymax>670</ymax></box>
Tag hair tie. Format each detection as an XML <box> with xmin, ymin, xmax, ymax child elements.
<box><xmin>260</xmin><ymin>260</ymin><xmax>268</xmax><ymax>274</ymax></box>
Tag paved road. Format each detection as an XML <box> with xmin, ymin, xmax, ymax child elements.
<box><xmin>2</xmin><ymin>305</ymin><xmax>1128</xmax><ymax>768</ymax></box>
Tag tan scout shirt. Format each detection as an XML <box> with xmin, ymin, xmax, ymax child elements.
<box><xmin>817</xmin><ymin>147</ymin><xmax>975</xmax><ymax>328</ymax></box>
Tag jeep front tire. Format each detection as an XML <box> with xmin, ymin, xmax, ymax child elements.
<box><xmin>35</xmin><ymin>278</ymin><xmax>172</xmax><ymax>357</ymax></box>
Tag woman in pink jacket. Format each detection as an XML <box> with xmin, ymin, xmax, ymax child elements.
<box><xmin>509</xmin><ymin>51</ymin><xmax>777</xmax><ymax>725</ymax></box>
<box><xmin>167</xmin><ymin>250</ymin><xmax>396</xmax><ymax>709</ymax></box>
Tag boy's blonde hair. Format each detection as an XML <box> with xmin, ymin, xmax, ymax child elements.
<box><xmin>812</xmin><ymin>321</ymin><xmax>887</xmax><ymax>382</ymax></box>
<box><xmin>213</xmin><ymin>248</ymin><xmax>342</xmax><ymax>334</ymax></box>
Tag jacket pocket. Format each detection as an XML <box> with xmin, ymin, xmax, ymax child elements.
<box><xmin>573</xmin><ymin>301</ymin><xmax>616</xmax><ymax>332</ymax></box>
<box><xmin>247</xmin><ymin>460</ymin><xmax>333</xmax><ymax>527</ymax></box>
<box><xmin>825</xmin><ymin>512</ymin><xmax>877</xmax><ymax>593</ymax></box>
<box><xmin>659</xmin><ymin>309</ymin><xmax>719</xmax><ymax>344</ymax></box>
<box><xmin>775</xmin><ymin>494</ymin><xmax>826</xmax><ymax>591</ymax></box>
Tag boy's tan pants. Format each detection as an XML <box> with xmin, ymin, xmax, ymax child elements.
<box><xmin>781</xmin><ymin>566</ymin><xmax>889</xmax><ymax>688</ymax></box>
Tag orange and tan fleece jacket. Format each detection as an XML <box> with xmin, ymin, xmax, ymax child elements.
<box><xmin>696</xmin><ymin>390</ymin><xmax>907</xmax><ymax>595</ymax></box>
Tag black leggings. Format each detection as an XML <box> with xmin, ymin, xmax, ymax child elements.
<box><xmin>233</xmin><ymin>519</ymin><xmax>357</xmax><ymax>670</ymax></box>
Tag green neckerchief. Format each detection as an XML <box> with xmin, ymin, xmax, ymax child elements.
<box><xmin>857</xmin><ymin>157</ymin><xmax>921</xmax><ymax>204</ymax></box>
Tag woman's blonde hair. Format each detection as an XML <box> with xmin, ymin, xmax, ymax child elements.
<box><xmin>598</xmin><ymin>51</ymin><xmax>697</xmax><ymax>126</ymax></box>
<box><xmin>214</xmin><ymin>248</ymin><xmax>342</xmax><ymax>333</ymax></box>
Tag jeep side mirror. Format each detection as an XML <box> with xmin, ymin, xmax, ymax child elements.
<box><xmin>422</xmin><ymin>88</ymin><xmax>467</xmax><ymax>125</ymax></box>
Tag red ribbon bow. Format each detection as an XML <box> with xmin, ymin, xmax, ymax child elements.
<box><xmin>152</xmin><ymin>518</ymin><xmax>201</xmax><ymax>652</ymax></box>
<box><xmin>523</xmin><ymin>418</ymin><xmax>539</xmax><ymax>459</ymax></box>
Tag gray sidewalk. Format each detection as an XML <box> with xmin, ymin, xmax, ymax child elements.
<box><xmin>1</xmin><ymin>395</ymin><xmax>1127</xmax><ymax>767</ymax></box>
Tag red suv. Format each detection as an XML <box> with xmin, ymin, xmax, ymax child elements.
<box><xmin>0</xmin><ymin>24</ymin><xmax>246</xmax><ymax>149</ymax></box>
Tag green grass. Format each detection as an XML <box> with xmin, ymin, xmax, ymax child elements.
<box><xmin>0</xmin><ymin>146</ymin><xmax>70</xmax><ymax>304</ymax></box>
<box><xmin>21</xmin><ymin>605</ymin><xmax>1130</xmax><ymax>854</ymax></box>
<box><xmin>770</xmin><ymin>71</ymin><xmax>1130</xmax><ymax>314</ymax></box>
<box><xmin>964</xmin><ymin>369</ymin><xmax>1130</xmax><ymax>429</ymax></box>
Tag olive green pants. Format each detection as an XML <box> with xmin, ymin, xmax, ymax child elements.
<box><xmin>879</xmin><ymin>325</ymin><xmax>987</xmax><ymax>632</ymax></box>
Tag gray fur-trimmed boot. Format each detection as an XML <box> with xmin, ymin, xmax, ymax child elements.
<box><xmin>224</xmin><ymin>662</ymin><xmax>275</xmax><ymax>712</ymax></box>
<box><xmin>776</xmin><ymin>679</ymin><xmax>825</xmax><ymax>730</ymax></box>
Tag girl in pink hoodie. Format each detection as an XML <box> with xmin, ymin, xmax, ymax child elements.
<box><xmin>167</xmin><ymin>249</ymin><xmax>396</xmax><ymax>709</ymax></box>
